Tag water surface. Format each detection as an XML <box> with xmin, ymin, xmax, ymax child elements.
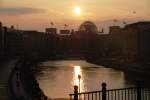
<box><xmin>33</xmin><ymin>60</ymin><xmax>134</xmax><ymax>98</ymax></box>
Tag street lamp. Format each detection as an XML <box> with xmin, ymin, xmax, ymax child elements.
<box><xmin>78</xmin><ymin>74</ymin><xmax>81</xmax><ymax>93</ymax></box>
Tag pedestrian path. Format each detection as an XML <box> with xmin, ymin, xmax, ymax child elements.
<box><xmin>11</xmin><ymin>63</ymin><xmax>31</xmax><ymax>100</ymax></box>
<box><xmin>0</xmin><ymin>60</ymin><xmax>17</xmax><ymax>100</ymax></box>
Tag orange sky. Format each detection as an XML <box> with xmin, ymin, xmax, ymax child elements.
<box><xmin>0</xmin><ymin>0</ymin><xmax>149</xmax><ymax>32</ymax></box>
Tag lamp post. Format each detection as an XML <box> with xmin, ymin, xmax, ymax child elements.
<box><xmin>78</xmin><ymin>75</ymin><xmax>81</xmax><ymax>93</ymax></box>
<box><xmin>78</xmin><ymin>75</ymin><xmax>81</xmax><ymax>100</ymax></box>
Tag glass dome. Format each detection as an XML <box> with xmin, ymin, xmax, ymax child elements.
<box><xmin>79</xmin><ymin>21</ymin><xmax>98</xmax><ymax>33</ymax></box>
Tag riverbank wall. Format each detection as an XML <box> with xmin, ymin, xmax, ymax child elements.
<box><xmin>86</xmin><ymin>58</ymin><xmax>150</xmax><ymax>76</ymax></box>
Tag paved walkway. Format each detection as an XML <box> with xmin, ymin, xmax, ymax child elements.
<box><xmin>11</xmin><ymin>63</ymin><xmax>31</xmax><ymax>100</ymax></box>
<box><xmin>0</xmin><ymin>59</ymin><xmax>47</xmax><ymax>100</ymax></box>
<box><xmin>0</xmin><ymin>60</ymin><xmax>17</xmax><ymax>100</ymax></box>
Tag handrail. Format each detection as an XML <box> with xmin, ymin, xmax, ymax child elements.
<box><xmin>69</xmin><ymin>83</ymin><xmax>150</xmax><ymax>100</ymax></box>
<box><xmin>70</xmin><ymin>87</ymin><xmax>138</xmax><ymax>95</ymax></box>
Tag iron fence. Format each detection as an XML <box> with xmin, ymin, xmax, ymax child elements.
<box><xmin>69</xmin><ymin>83</ymin><xmax>150</xmax><ymax>100</ymax></box>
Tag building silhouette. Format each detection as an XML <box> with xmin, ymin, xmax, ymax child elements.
<box><xmin>0</xmin><ymin>22</ymin><xmax>3</xmax><ymax>56</ymax></box>
<box><xmin>0</xmin><ymin>21</ymin><xmax>150</xmax><ymax>65</ymax></box>
<box><xmin>45</xmin><ymin>28</ymin><xmax>57</xmax><ymax>34</ymax></box>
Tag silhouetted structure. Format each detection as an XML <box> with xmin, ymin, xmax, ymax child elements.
<box><xmin>0</xmin><ymin>22</ymin><xmax>3</xmax><ymax>56</ymax></box>
<box><xmin>60</xmin><ymin>29</ymin><xmax>70</xmax><ymax>35</ymax></box>
<box><xmin>45</xmin><ymin>28</ymin><xmax>57</xmax><ymax>34</ymax></box>
<box><xmin>79</xmin><ymin>21</ymin><xmax>98</xmax><ymax>34</ymax></box>
<box><xmin>0</xmin><ymin>21</ymin><xmax>150</xmax><ymax>68</ymax></box>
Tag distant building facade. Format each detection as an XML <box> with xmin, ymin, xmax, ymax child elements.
<box><xmin>0</xmin><ymin>22</ymin><xmax>3</xmax><ymax>56</ymax></box>
<box><xmin>0</xmin><ymin>21</ymin><xmax>150</xmax><ymax>64</ymax></box>
<box><xmin>45</xmin><ymin>28</ymin><xmax>57</xmax><ymax>34</ymax></box>
<box><xmin>108</xmin><ymin>21</ymin><xmax>150</xmax><ymax>63</ymax></box>
<box><xmin>60</xmin><ymin>29</ymin><xmax>70</xmax><ymax>35</ymax></box>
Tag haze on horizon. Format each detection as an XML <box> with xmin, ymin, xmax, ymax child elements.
<box><xmin>0</xmin><ymin>0</ymin><xmax>149</xmax><ymax>32</ymax></box>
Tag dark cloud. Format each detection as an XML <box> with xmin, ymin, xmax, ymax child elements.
<box><xmin>0</xmin><ymin>7</ymin><xmax>46</xmax><ymax>15</ymax></box>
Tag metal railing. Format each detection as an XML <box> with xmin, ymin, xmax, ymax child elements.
<box><xmin>69</xmin><ymin>83</ymin><xmax>150</xmax><ymax>100</ymax></box>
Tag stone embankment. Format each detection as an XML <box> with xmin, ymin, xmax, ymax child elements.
<box><xmin>87</xmin><ymin>58</ymin><xmax>150</xmax><ymax>76</ymax></box>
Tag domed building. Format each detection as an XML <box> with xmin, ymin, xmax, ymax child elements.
<box><xmin>78</xmin><ymin>21</ymin><xmax>98</xmax><ymax>34</ymax></box>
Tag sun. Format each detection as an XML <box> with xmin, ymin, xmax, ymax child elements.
<box><xmin>74</xmin><ymin>7</ymin><xmax>81</xmax><ymax>15</ymax></box>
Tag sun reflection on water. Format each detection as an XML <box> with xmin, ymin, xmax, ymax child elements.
<box><xmin>73</xmin><ymin>65</ymin><xmax>85</xmax><ymax>93</ymax></box>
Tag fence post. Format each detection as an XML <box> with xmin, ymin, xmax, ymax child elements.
<box><xmin>74</xmin><ymin>85</ymin><xmax>78</xmax><ymax>100</ymax></box>
<box><xmin>137</xmin><ymin>82</ymin><xmax>141</xmax><ymax>100</ymax></box>
<box><xmin>102</xmin><ymin>83</ymin><xmax>107</xmax><ymax>100</ymax></box>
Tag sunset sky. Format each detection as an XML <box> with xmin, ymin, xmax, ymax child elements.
<box><xmin>0</xmin><ymin>0</ymin><xmax>150</xmax><ymax>32</ymax></box>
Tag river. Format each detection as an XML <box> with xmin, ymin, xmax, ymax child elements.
<box><xmin>32</xmin><ymin>60</ymin><xmax>136</xmax><ymax>99</ymax></box>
